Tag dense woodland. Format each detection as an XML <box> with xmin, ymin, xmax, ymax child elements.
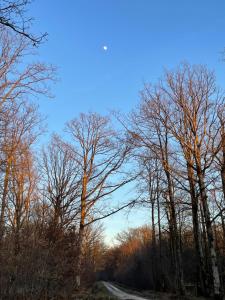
<box><xmin>101</xmin><ymin>63</ymin><xmax>225</xmax><ymax>300</ymax></box>
<box><xmin>0</xmin><ymin>1</ymin><xmax>224</xmax><ymax>300</ymax></box>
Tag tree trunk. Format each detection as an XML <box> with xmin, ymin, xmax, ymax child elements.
<box><xmin>164</xmin><ymin>167</ymin><xmax>185</xmax><ymax>295</ymax></box>
<box><xmin>220</xmin><ymin>126</ymin><xmax>225</xmax><ymax>201</ymax></box>
<box><xmin>75</xmin><ymin>172</ymin><xmax>87</xmax><ymax>289</ymax></box>
<box><xmin>221</xmin><ymin>167</ymin><xmax>225</xmax><ymax>201</ymax></box>
<box><xmin>186</xmin><ymin>161</ymin><xmax>208</xmax><ymax>295</ymax></box>
<box><xmin>156</xmin><ymin>177</ymin><xmax>164</xmax><ymax>290</ymax></box>
<box><xmin>151</xmin><ymin>198</ymin><xmax>156</xmax><ymax>289</ymax></box>
<box><xmin>14</xmin><ymin>207</ymin><xmax>21</xmax><ymax>256</ymax></box>
<box><xmin>196</xmin><ymin>161</ymin><xmax>221</xmax><ymax>298</ymax></box>
<box><xmin>75</xmin><ymin>223</ymin><xmax>85</xmax><ymax>289</ymax></box>
<box><xmin>159</xmin><ymin>130</ymin><xmax>185</xmax><ymax>295</ymax></box>
<box><xmin>0</xmin><ymin>162</ymin><xmax>10</xmax><ymax>245</ymax></box>
<box><xmin>220</xmin><ymin>211</ymin><xmax>225</xmax><ymax>252</ymax></box>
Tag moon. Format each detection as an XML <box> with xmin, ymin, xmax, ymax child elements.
<box><xmin>103</xmin><ymin>45</ymin><xmax>108</xmax><ymax>51</ymax></box>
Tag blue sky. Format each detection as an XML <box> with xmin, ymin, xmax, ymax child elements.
<box><xmin>28</xmin><ymin>0</ymin><xmax>225</xmax><ymax>244</ymax></box>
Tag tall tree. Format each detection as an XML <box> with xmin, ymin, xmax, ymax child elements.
<box><xmin>66</xmin><ymin>112</ymin><xmax>132</xmax><ymax>288</ymax></box>
<box><xmin>0</xmin><ymin>101</ymin><xmax>41</xmax><ymax>245</ymax></box>
<box><xmin>140</xmin><ymin>64</ymin><xmax>222</xmax><ymax>298</ymax></box>
<box><xmin>41</xmin><ymin>135</ymin><xmax>81</xmax><ymax>241</ymax></box>
<box><xmin>129</xmin><ymin>100</ymin><xmax>185</xmax><ymax>294</ymax></box>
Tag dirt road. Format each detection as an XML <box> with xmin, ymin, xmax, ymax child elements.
<box><xmin>103</xmin><ymin>281</ymin><xmax>151</xmax><ymax>300</ymax></box>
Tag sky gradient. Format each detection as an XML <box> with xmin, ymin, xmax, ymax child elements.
<box><xmin>27</xmin><ymin>0</ymin><xmax>225</xmax><ymax>244</ymax></box>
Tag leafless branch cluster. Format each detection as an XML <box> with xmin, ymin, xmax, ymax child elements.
<box><xmin>0</xmin><ymin>0</ymin><xmax>47</xmax><ymax>45</ymax></box>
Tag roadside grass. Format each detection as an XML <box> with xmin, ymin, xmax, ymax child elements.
<box><xmin>1</xmin><ymin>282</ymin><xmax>117</xmax><ymax>300</ymax></box>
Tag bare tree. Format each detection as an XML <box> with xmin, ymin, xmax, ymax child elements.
<box><xmin>140</xmin><ymin>64</ymin><xmax>222</xmax><ymax>298</ymax></box>
<box><xmin>137</xmin><ymin>155</ymin><xmax>163</xmax><ymax>289</ymax></box>
<box><xmin>217</xmin><ymin>105</ymin><xmax>225</xmax><ymax>201</ymax></box>
<box><xmin>0</xmin><ymin>27</ymin><xmax>54</xmax><ymax>245</ymax></box>
<box><xmin>66</xmin><ymin>112</ymin><xmax>132</xmax><ymax>288</ymax></box>
<box><xmin>0</xmin><ymin>101</ymin><xmax>42</xmax><ymax>246</ymax></box>
<box><xmin>41</xmin><ymin>135</ymin><xmax>81</xmax><ymax>240</ymax></box>
<box><xmin>7</xmin><ymin>144</ymin><xmax>37</xmax><ymax>256</ymax></box>
<box><xmin>129</xmin><ymin>101</ymin><xmax>185</xmax><ymax>294</ymax></box>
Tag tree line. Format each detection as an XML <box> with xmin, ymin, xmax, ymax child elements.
<box><xmin>0</xmin><ymin>26</ymin><xmax>134</xmax><ymax>299</ymax></box>
<box><xmin>102</xmin><ymin>64</ymin><xmax>225</xmax><ymax>299</ymax></box>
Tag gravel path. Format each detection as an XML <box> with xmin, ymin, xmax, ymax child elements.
<box><xmin>103</xmin><ymin>281</ymin><xmax>152</xmax><ymax>300</ymax></box>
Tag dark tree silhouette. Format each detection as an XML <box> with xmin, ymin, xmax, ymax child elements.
<box><xmin>0</xmin><ymin>0</ymin><xmax>47</xmax><ymax>45</ymax></box>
